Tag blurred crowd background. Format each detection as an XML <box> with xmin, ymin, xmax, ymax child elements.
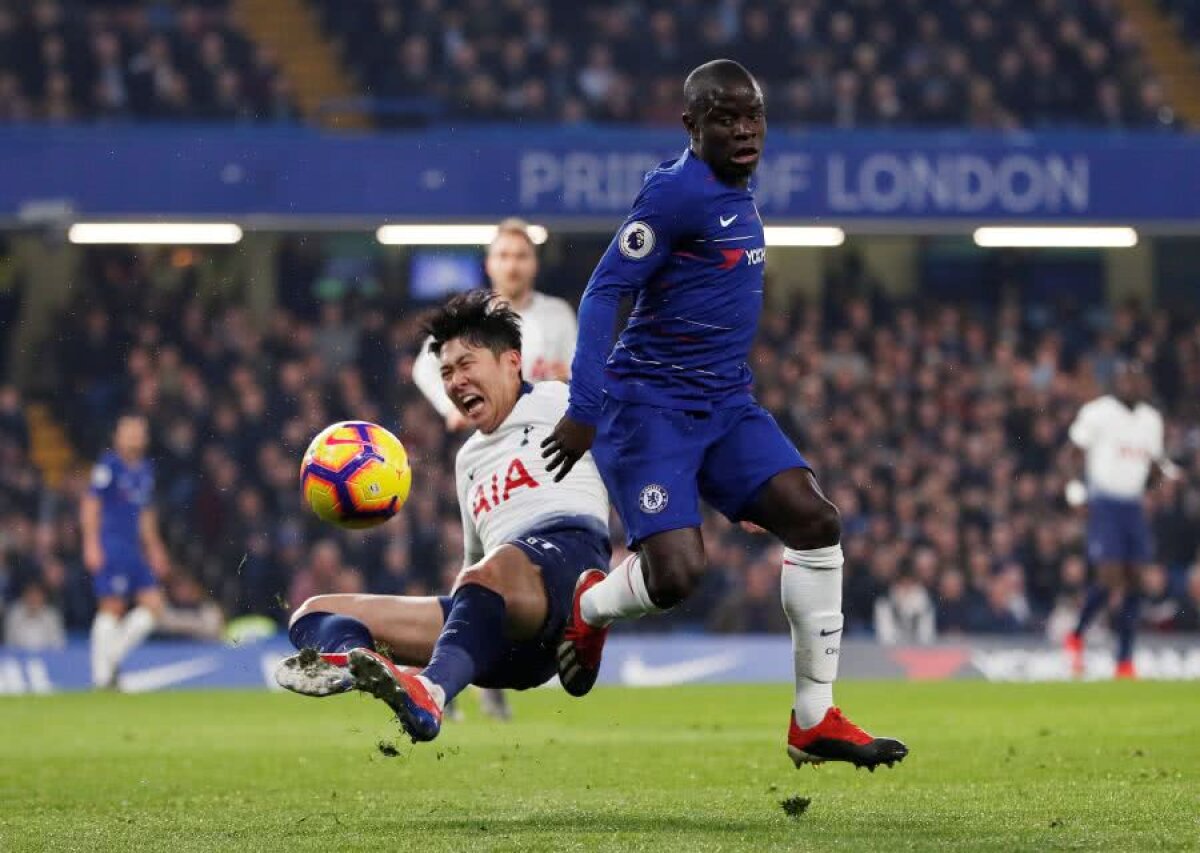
<box><xmin>0</xmin><ymin>0</ymin><xmax>297</xmax><ymax>122</ymax></box>
<box><xmin>0</xmin><ymin>0</ymin><xmax>1190</xmax><ymax>129</ymax></box>
<box><xmin>1</xmin><ymin>239</ymin><xmax>1198</xmax><ymax>650</ymax></box>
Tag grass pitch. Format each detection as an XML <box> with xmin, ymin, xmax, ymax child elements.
<box><xmin>2</xmin><ymin>681</ymin><xmax>1198</xmax><ymax>852</ymax></box>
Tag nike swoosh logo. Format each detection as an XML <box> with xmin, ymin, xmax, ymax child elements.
<box><xmin>619</xmin><ymin>652</ymin><xmax>740</xmax><ymax>687</ymax></box>
<box><xmin>819</xmin><ymin>628</ymin><xmax>843</xmax><ymax>637</ymax></box>
<box><xmin>720</xmin><ymin>214</ymin><xmax>738</xmax><ymax>227</ymax></box>
<box><xmin>119</xmin><ymin>655</ymin><xmax>222</xmax><ymax>693</ymax></box>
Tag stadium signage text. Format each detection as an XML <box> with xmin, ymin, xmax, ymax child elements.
<box><xmin>0</xmin><ymin>127</ymin><xmax>1195</xmax><ymax>223</ymax></box>
<box><xmin>826</xmin><ymin>153</ymin><xmax>1089</xmax><ymax>215</ymax></box>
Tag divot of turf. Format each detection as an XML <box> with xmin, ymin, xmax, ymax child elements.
<box><xmin>376</xmin><ymin>740</ymin><xmax>401</xmax><ymax>758</ymax></box>
<box><xmin>780</xmin><ymin>796</ymin><xmax>811</xmax><ymax>819</ymax></box>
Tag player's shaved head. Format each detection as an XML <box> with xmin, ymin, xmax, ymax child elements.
<box><xmin>681</xmin><ymin>60</ymin><xmax>765</xmax><ymax>187</ymax></box>
<box><xmin>684</xmin><ymin>59</ymin><xmax>759</xmax><ymax>116</ymax></box>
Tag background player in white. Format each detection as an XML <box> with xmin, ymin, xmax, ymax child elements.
<box><xmin>81</xmin><ymin>414</ymin><xmax>170</xmax><ymax>688</ymax></box>
<box><xmin>412</xmin><ymin>217</ymin><xmax>577</xmax><ymax>430</ymax></box>
<box><xmin>1064</xmin><ymin>361</ymin><xmax>1180</xmax><ymax>678</ymax></box>
<box><xmin>412</xmin><ymin>216</ymin><xmax>577</xmax><ymax>719</ymax></box>
<box><xmin>275</xmin><ymin>292</ymin><xmax>611</xmax><ymax>744</ymax></box>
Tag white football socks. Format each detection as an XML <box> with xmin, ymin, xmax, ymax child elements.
<box><xmin>110</xmin><ymin>606</ymin><xmax>157</xmax><ymax>670</ymax></box>
<box><xmin>90</xmin><ymin>611</ymin><xmax>120</xmax><ymax>687</ymax></box>
<box><xmin>580</xmin><ymin>553</ymin><xmax>661</xmax><ymax>627</ymax></box>
<box><xmin>781</xmin><ymin>545</ymin><xmax>845</xmax><ymax>729</ymax></box>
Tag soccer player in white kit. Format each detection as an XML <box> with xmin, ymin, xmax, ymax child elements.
<box><xmin>1064</xmin><ymin>362</ymin><xmax>1179</xmax><ymax>678</ymax></box>
<box><xmin>275</xmin><ymin>293</ymin><xmax>612</xmax><ymax>743</ymax></box>
<box><xmin>412</xmin><ymin>217</ymin><xmax>578</xmax><ymax>430</ymax></box>
<box><xmin>411</xmin><ymin>217</ymin><xmax>578</xmax><ymax>720</ymax></box>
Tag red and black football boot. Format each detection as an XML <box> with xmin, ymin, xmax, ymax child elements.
<box><xmin>1115</xmin><ymin>659</ymin><xmax>1136</xmax><ymax>680</ymax></box>
<box><xmin>556</xmin><ymin>569</ymin><xmax>609</xmax><ymax>697</ymax></box>
<box><xmin>787</xmin><ymin>707</ymin><xmax>909</xmax><ymax>771</ymax></box>
<box><xmin>348</xmin><ymin>648</ymin><xmax>444</xmax><ymax>742</ymax></box>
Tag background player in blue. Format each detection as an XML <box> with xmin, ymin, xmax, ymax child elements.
<box><xmin>81</xmin><ymin>413</ymin><xmax>170</xmax><ymax>688</ymax></box>
<box><xmin>542</xmin><ymin>60</ymin><xmax>907</xmax><ymax>770</ymax></box>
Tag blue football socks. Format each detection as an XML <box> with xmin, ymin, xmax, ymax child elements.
<box><xmin>421</xmin><ymin>584</ymin><xmax>507</xmax><ymax>704</ymax></box>
<box><xmin>1074</xmin><ymin>585</ymin><xmax>1107</xmax><ymax>636</ymax></box>
<box><xmin>1114</xmin><ymin>593</ymin><xmax>1140</xmax><ymax>663</ymax></box>
<box><xmin>288</xmin><ymin>611</ymin><xmax>374</xmax><ymax>654</ymax></box>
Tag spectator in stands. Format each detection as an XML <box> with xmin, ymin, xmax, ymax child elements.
<box><xmin>159</xmin><ymin>572</ymin><xmax>225</xmax><ymax>641</ymax></box>
<box><xmin>875</xmin><ymin>569</ymin><xmax>936</xmax><ymax>645</ymax></box>
<box><xmin>969</xmin><ymin>569</ymin><xmax>1031</xmax><ymax>635</ymax></box>
<box><xmin>0</xmin><ymin>384</ymin><xmax>28</xmax><ymax>454</ymax></box>
<box><xmin>934</xmin><ymin>569</ymin><xmax>974</xmax><ymax>637</ymax></box>
<box><xmin>4</xmin><ymin>581</ymin><xmax>66</xmax><ymax>650</ymax></box>
<box><xmin>708</xmin><ymin>557</ymin><xmax>789</xmax><ymax>634</ymax></box>
<box><xmin>1140</xmin><ymin>564</ymin><xmax>1183</xmax><ymax>631</ymax></box>
<box><xmin>287</xmin><ymin>539</ymin><xmax>346</xmax><ymax>610</ymax></box>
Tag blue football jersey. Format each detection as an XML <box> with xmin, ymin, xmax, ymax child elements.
<box><xmin>567</xmin><ymin>149</ymin><xmax>766</xmax><ymax>422</ymax></box>
<box><xmin>90</xmin><ymin>450</ymin><xmax>154</xmax><ymax>548</ymax></box>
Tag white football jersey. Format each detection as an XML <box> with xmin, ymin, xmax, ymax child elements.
<box><xmin>413</xmin><ymin>291</ymin><xmax>578</xmax><ymax>417</ymax></box>
<box><xmin>1068</xmin><ymin>395</ymin><xmax>1164</xmax><ymax>500</ymax></box>
<box><xmin>455</xmin><ymin>381</ymin><xmax>608</xmax><ymax>565</ymax></box>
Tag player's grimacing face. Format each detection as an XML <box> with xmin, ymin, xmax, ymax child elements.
<box><xmin>685</xmin><ymin>83</ymin><xmax>766</xmax><ymax>184</ymax></box>
<box><xmin>486</xmin><ymin>232</ymin><xmax>537</xmax><ymax>301</ymax></box>
<box><xmin>439</xmin><ymin>338</ymin><xmax>523</xmax><ymax>433</ymax></box>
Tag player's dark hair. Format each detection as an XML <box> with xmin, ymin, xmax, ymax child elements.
<box><xmin>424</xmin><ymin>290</ymin><xmax>523</xmax><ymax>358</ymax></box>
<box><xmin>684</xmin><ymin>59</ymin><xmax>758</xmax><ymax>115</ymax></box>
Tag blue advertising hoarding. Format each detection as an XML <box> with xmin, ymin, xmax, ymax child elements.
<box><xmin>1</xmin><ymin>635</ymin><xmax>1198</xmax><ymax>694</ymax></box>
<box><xmin>0</xmin><ymin>126</ymin><xmax>1197</xmax><ymax>225</ymax></box>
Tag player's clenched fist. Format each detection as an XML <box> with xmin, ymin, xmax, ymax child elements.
<box><xmin>541</xmin><ymin>416</ymin><xmax>596</xmax><ymax>481</ymax></box>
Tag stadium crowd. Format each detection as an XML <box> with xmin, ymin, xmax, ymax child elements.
<box><xmin>0</xmin><ymin>0</ymin><xmax>1181</xmax><ymax>130</ymax></box>
<box><xmin>0</xmin><ymin>0</ymin><xmax>297</xmax><ymax>123</ymax></box>
<box><xmin>315</xmin><ymin>0</ymin><xmax>1180</xmax><ymax>130</ymax></box>
<box><xmin>1</xmin><ymin>242</ymin><xmax>1200</xmax><ymax>648</ymax></box>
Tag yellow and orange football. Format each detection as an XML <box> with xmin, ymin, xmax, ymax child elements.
<box><xmin>300</xmin><ymin>421</ymin><xmax>412</xmax><ymax>529</ymax></box>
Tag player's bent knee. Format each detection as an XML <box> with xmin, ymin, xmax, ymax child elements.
<box><xmin>784</xmin><ymin>501</ymin><xmax>841</xmax><ymax>551</ymax></box>
<box><xmin>454</xmin><ymin>562</ymin><xmax>510</xmax><ymax>598</ymax></box>
<box><xmin>291</xmin><ymin>594</ymin><xmax>341</xmax><ymax>627</ymax></box>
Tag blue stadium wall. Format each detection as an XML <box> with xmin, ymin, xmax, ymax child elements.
<box><xmin>1</xmin><ymin>127</ymin><xmax>1197</xmax><ymax>225</ymax></box>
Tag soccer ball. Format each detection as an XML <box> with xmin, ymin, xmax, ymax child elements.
<box><xmin>300</xmin><ymin>421</ymin><xmax>412</xmax><ymax>529</ymax></box>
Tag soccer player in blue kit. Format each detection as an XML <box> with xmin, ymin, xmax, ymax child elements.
<box><xmin>542</xmin><ymin>60</ymin><xmax>908</xmax><ymax>770</ymax></box>
<box><xmin>81</xmin><ymin>414</ymin><xmax>170</xmax><ymax>689</ymax></box>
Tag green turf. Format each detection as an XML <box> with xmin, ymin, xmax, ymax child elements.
<box><xmin>1</xmin><ymin>682</ymin><xmax>1198</xmax><ymax>852</ymax></box>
